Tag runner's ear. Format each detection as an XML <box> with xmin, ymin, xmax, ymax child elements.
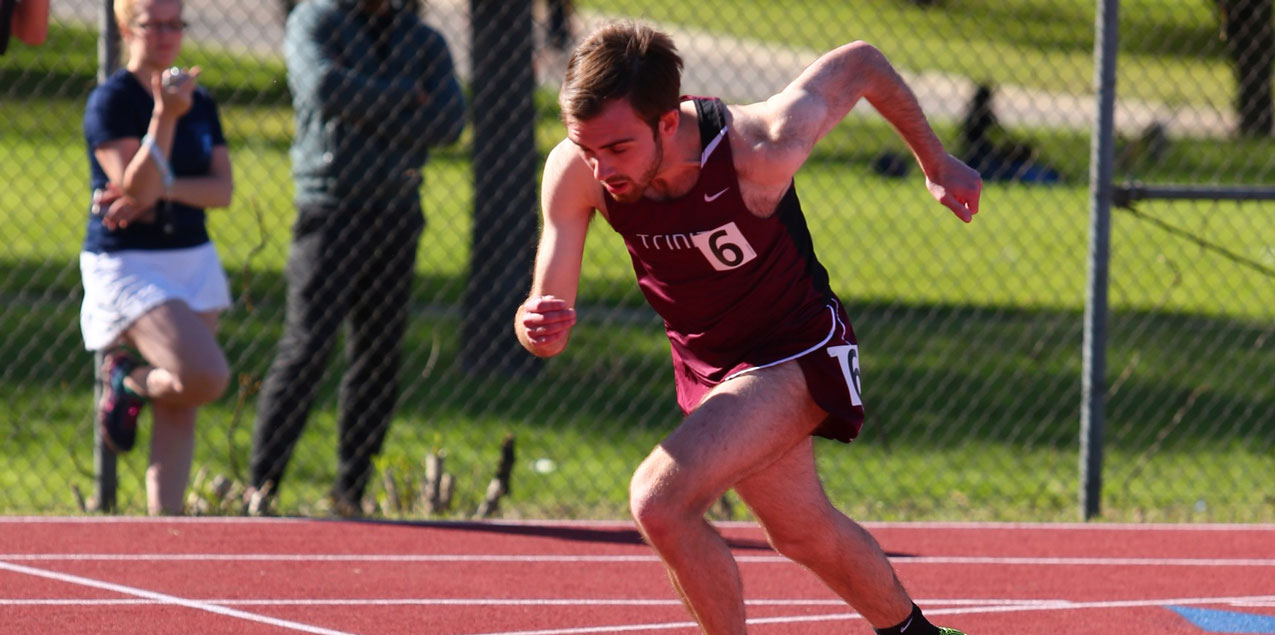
<box><xmin>657</xmin><ymin>108</ymin><xmax>679</xmax><ymax>138</ymax></box>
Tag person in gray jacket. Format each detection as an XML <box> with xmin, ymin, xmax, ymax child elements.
<box><xmin>249</xmin><ymin>0</ymin><xmax>465</xmax><ymax>516</ymax></box>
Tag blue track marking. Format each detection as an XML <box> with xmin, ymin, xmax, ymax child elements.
<box><xmin>1169</xmin><ymin>606</ymin><xmax>1275</xmax><ymax>634</ymax></box>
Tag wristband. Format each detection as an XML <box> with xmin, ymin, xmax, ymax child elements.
<box><xmin>140</xmin><ymin>134</ymin><xmax>176</xmax><ymax>189</ymax></box>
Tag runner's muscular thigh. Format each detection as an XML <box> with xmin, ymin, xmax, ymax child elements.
<box><xmin>642</xmin><ymin>361</ymin><xmax>827</xmax><ymax>511</ymax></box>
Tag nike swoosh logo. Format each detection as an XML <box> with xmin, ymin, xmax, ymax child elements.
<box><xmin>899</xmin><ymin>616</ymin><xmax>914</xmax><ymax>632</ymax></box>
<box><xmin>704</xmin><ymin>187</ymin><xmax>729</xmax><ymax>202</ymax></box>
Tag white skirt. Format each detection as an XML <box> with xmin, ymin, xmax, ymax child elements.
<box><xmin>79</xmin><ymin>242</ymin><xmax>232</xmax><ymax>351</ymax></box>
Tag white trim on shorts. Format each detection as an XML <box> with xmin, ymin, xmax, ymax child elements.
<box><xmin>721</xmin><ymin>300</ymin><xmax>846</xmax><ymax>383</ymax></box>
<box><xmin>79</xmin><ymin>242</ymin><xmax>231</xmax><ymax>351</ymax></box>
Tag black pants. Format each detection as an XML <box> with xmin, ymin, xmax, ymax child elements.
<box><xmin>250</xmin><ymin>201</ymin><xmax>424</xmax><ymax>505</ymax></box>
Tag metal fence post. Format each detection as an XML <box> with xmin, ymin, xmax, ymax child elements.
<box><xmin>93</xmin><ymin>349</ymin><xmax>116</xmax><ymax>513</ymax></box>
<box><xmin>94</xmin><ymin>0</ymin><xmax>119</xmax><ymax>513</ymax></box>
<box><xmin>98</xmin><ymin>0</ymin><xmax>118</xmax><ymax>83</ymax></box>
<box><xmin>1081</xmin><ymin>0</ymin><xmax>1120</xmax><ymax>521</ymax></box>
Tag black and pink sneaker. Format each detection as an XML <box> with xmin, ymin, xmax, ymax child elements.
<box><xmin>98</xmin><ymin>351</ymin><xmax>144</xmax><ymax>453</ymax></box>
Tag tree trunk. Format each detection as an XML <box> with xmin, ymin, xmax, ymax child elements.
<box><xmin>1219</xmin><ymin>0</ymin><xmax>1274</xmax><ymax>136</ymax></box>
<box><xmin>460</xmin><ymin>0</ymin><xmax>542</xmax><ymax>376</ymax></box>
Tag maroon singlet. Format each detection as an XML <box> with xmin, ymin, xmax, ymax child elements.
<box><xmin>602</xmin><ymin>97</ymin><xmax>865</xmax><ymax>442</ymax></box>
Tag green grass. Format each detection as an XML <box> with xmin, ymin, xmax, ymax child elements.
<box><xmin>3</xmin><ymin>297</ymin><xmax>1271</xmax><ymax>521</ymax></box>
<box><xmin>0</xmin><ymin>22</ymin><xmax>1272</xmax><ymax>521</ymax></box>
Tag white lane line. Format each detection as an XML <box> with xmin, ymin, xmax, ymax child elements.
<box><xmin>861</xmin><ymin>521</ymin><xmax>1275</xmax><ymax>532</ymax></box>
<box><xmin>2</xmin><ymin>553</ymin><xmax>1273</xmax><ymax>567</ymax></box>
<box><xmin>466</xmin><ymin>620</ymin><xmax>700</xmax><ymax>635</ymax></box>
<box><xmin>0</xmin><ymin>598</ymin><xmax>687</xmax><ymax>608</ymax></box>
<box><xmin>0</xmin><ymin>560</ymin><xmax>357</xmax><ymax>635</ymax></box>
<box><xmin>895</xmin><ymin>556</ymin><xmax>1275</xmax><ymax>567</ymax></box>
<box><xmin>0</xmin><ymin>597</ymin><xmax>1070</xmax><ymax>608</ymax></box>
<box><xmin>1</xmin><ymin>517</ymin><xmax>1272</xmax><ymax>531</ymax></box>
<box><xmin>0</xmin><ymin>554</ymin><xmax>663</xmax><ymax>563</ymax></box>
<box><xmin>4</xmin><ymin>592</ymin><xmax>1272</xmax><ymax>635</ymax></box>
<box><xmin>466</xmin><ymin>594</ymin><xmax>1275</xmax><ymax>635</ymax></box>
<box><xmin>0</xmin><ymin>516</ymin><xmax>308</xmax><ymax>524</ymax></box>
<box><xmin>923</xmin><ymin>594</ymin><xmax>1275</xmax><ymax>614</ymax></box>
<box><xmin>1</xmin><ymin>596</ymin><xmax>1268</xmax><ymax>609</ymax></box>
<box><xmin>0</xmin><ymin>596</ymin><xmax>1193</xmax><ymax>606</ymax></box>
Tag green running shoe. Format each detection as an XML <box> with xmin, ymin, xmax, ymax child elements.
<box><xmin>937</xmin><ymin>629</ymin><xmax>968</xmax><ymax>635</ymax></box>
<box><xmin>98</xmin><ymin>350</ymin><xmax>144</xmax><ymax>453</ymax></box>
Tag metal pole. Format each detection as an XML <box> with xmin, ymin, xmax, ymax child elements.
<box><xmin>94</xmin><ymin>0</ymin><xmax>120</xmax><ymax>513</ymax></box>
<box><xmin>1081</xmin><ymin>0</ymin><xmax>1119</xmax><ymax>521</ymax></box>
<box><xmin>98</xmin><ymin>0</ymin><xmax>119</xmax><ymax>84</ymax></box>
<box><xmin>93</xmin><ymin>350</ymin><xmax>116</xmax><ymax>513</ymax></box>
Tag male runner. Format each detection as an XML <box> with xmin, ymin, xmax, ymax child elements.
<box><xmin>515</xmin><ymin>21</ymin><xmax>981</xmax><ymax>635</ymax></box>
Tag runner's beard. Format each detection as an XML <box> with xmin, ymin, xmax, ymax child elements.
<box><xmin>612</xmin><ymin>134</ymin><xmax>663</xmax><ymax>204</ymax></box>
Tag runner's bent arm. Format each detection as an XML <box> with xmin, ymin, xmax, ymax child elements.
<box><xmin>515</xmin><ymin>140</ymin><xmax>597</xmax><ymax>358</ymax></box>
<box><xmin>737</xmin><ymin>40</ymin><xmax>981</xmax><ymax>221</ymax></box>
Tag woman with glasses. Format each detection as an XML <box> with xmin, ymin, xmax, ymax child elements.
<box><xmin>81</xmin><ymin>0</ymin><xmax>232</xmax><ymax>515</ymax></box>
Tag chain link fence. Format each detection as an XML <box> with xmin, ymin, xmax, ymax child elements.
<box><xmin>1</xmin><ymin>0</ymin><xmax>1271</xmax><ymax>521</ymax></box>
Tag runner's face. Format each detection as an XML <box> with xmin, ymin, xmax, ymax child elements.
<box><xmin>566</xmin><ymin>99</ymin><xmax>664</xmax><ymax>204</ymax></box>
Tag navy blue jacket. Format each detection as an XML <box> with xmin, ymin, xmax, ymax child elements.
<box><xmin>285</xmin><ymin>0</ymin><xmax>466</xmax><ymax>207</ymax></box>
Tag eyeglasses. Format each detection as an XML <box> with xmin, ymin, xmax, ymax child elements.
<box><xmin>133</xmin><ymin>20</ymin><xmax>188</xmax><ymax>35</ymax></box>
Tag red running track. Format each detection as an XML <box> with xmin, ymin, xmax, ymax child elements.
<box><xmin>1</xmin><ymin>517</ymin><xmax>1272</xmax><ymax>634</ymax></box>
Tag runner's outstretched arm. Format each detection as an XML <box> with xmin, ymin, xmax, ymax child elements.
<box><xmin>742</xmin><ymin>41</ymin><xmax>982</xmax><ymax>221</ymax></box>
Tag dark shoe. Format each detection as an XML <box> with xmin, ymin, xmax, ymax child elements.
<box><xmin>98</xmin><ymin>351</ymin><xmax>144</xmax><ymax>453</ymax></box>
<box><xmin>329</xmin><ymin>491</ymin><xmax>365</xmax><ymax>519</ymax></box>
<box><xmin>333</xmin><ymin>497</ymin><xmax>365</xmax><ymax>518</ymax></box>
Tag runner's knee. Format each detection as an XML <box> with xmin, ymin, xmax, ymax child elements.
<box><xmin>629</xmin><ymin>462</ymin><xmax>680</xmax><ymax>541</ymax></box>
<box><xmin>628</xmin><ymin>457</ymin><xmax>709</xmax><ymax>543</ymax></box>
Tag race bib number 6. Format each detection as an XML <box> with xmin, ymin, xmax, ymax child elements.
<box><xmin>826</xmin><ymin>344</ymin><xmax>863</xmax><ymax>406</ymax></box>
<box><xmin>691</xmin><ymin>221</ymin><xmax>758</xmax><ymax>271</ymax></box>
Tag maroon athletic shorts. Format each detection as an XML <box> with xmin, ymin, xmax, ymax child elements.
<box><xmin>670</xmin><ymin>301</ymin><xmax>866</xmax><ymax>443</ymax></box>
